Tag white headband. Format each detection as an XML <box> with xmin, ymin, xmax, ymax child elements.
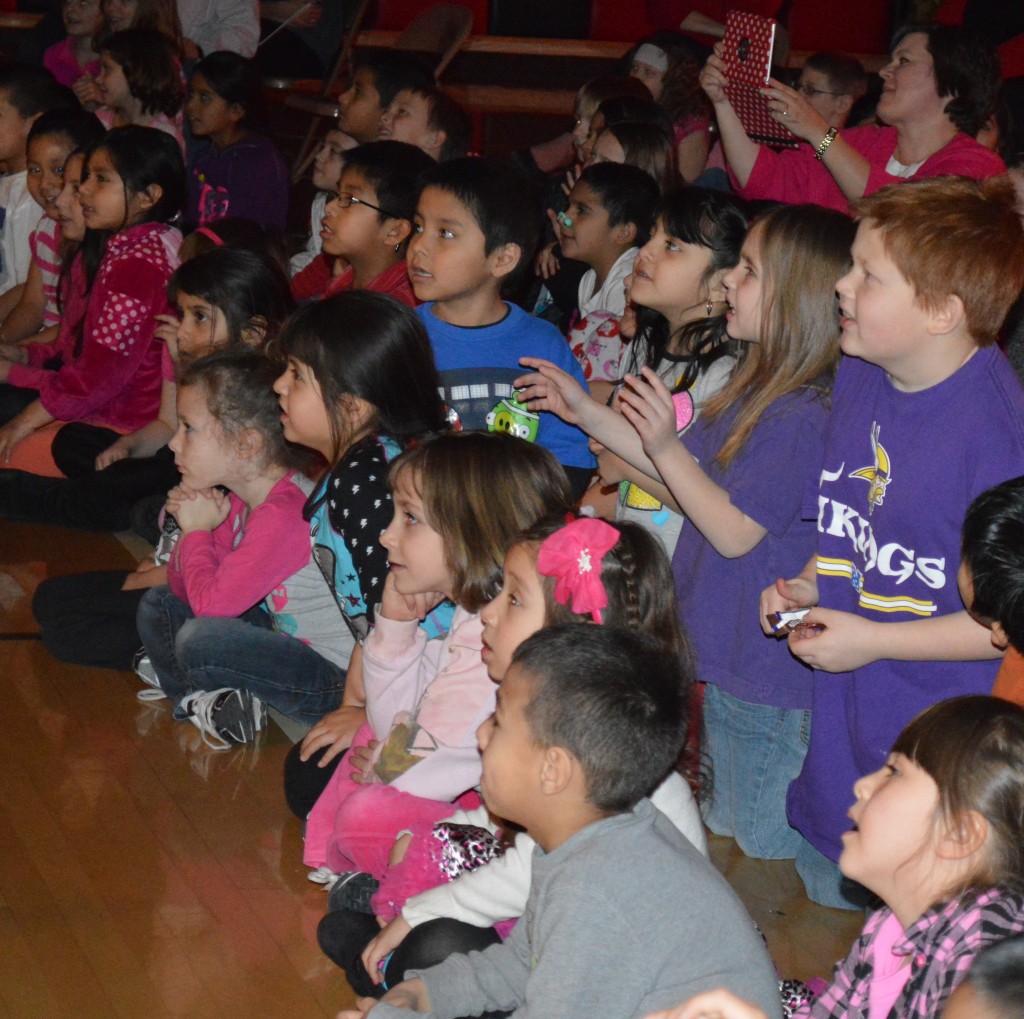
<box><xmin>633</xmin><ymin>44</ymin><xmax>669</xmax><ymax>74</ymax></box>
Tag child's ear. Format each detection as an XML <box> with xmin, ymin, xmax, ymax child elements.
<box><xmin>612</xmin><ymin>221</ymin><xmax>638</xmax><ymax>247</ymax></box>
<box><xmin>135</xmin><ymin>183</ymin><xmax>164</xmax><ymax>213</ymax></box>
<box><xmin>235</xmin><ymin>427</ymin><xmax>264</xmax><ymax>463</ymax></box>
<box><xmin>990</xmin><ymin>620</ymin><xmax>1011</xmax><ymax>650</ymax></box>
<box><xmin>489</xmin><ymin>242</ymin><xmax>522</xmax><ymax>281</ymax></box>
<box><xmin>937</xmin><ymin>808</ymin><xmax>989</xmax><ymax>862</ymax></box>
<box><xmin>241</xmin><ymin>316</ymin><xmax>267</xmax><ymax>348</ymax></box>
<box><xmin>926</xmin><ymin>293</ymin><xmax>966</xmax><ymax>338</ymax></box>
<box><xmin>227</xmin><ymin>102</ymin><xmax>246</xmax><ymax>125</ymax></box>
<box><xmin>384</xmin><ymin>218</ymin><xmax>412</xmax><ymax>249</ymax></box>
<box><xmin>425</xmin><ymin>129</ymin><xmax>446</xmax><ymax>158</ymax></box>
<box><xmin>539</xmin><ymin>745</ymin><xmax>575</xmax><ymax>796</ymax></box>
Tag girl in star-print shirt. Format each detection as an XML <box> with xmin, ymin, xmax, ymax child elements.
<box><xmin>276</xmin><ymin>292</ymin><xmax>451</xmax><ymax>820</ymax></box>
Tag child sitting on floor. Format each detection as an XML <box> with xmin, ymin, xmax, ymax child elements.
<box><xmin>340</xmin><ymin>625</ymin><xmax>781</xmax><ymax>1019</ymax></box>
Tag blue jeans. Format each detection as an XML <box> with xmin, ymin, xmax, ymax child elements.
<box><xmin>794</xmin><ymin>835</ymin><xmax>870</xmax><ymax>911</ymax></box>
<box><xmin>701</xmin><ymin>683</ymin><xmax>810</xmax><ymax>860</ymax></box>
<box><xmin>136</xmin><ymin>585</ymin><xmax>346</xmax><ymax>724</ymax></box>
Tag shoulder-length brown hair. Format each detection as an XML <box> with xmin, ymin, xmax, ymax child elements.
<box><xmin>388</xmin><ymin>433</ymin><xmax>572</xmax><ymax>612</ymax></box>
<box><xmin>701</xmin><ymin>204</ymin><xmax>855</xmax><ymax>468</ymax></box>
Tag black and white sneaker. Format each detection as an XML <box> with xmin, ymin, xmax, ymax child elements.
<box><xmin>133</xmin><ymin>648</ymin><xmax>167</xmax><ymax>701</ymax></box>
<box><xmin>179</xmin><ymin>688</ymin><xmax>267</xmax><ymax>750</ymax></box>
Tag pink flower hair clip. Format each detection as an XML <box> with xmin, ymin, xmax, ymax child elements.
<box><xmin>536</xmin><ymin>517</ymin><xmax>621</xmax><ymax>623</ymax></box>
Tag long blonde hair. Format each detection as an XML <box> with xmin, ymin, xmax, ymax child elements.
<box><xmin>701</xmin><ymin>204</ymin><xmax>856</xmax><ymax>468</ymax></box>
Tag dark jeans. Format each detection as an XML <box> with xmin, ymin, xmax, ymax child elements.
<box><xmin>317</xmin><ymin>910</ymin><xmax>503</xmax><ymax>1012</ymax></box>
<box><xmin>32</xmin><ymin>570</ymin><xmax>144</xmax><ymax>671</ymax></box>
<box><xmin>136</xmin><ymin>585</ymin><xmax>346</xmax><ymax>722</ymax></box>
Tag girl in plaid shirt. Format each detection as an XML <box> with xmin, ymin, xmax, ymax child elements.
<box><xmin>645</xmin><ymin>695</ymin><xmax>1024</xmax><ymax>1019</ymax></box>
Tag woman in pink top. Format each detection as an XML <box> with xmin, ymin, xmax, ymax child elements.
<box><xmin>700</xmin><ymin>23</ymin><xmax>1005</xmax><ymax>211</ymax></box>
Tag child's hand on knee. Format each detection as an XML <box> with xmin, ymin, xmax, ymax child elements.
<box><xmin>300</xmin><ymin>706</ymin><xmax>368</xmax><ymax>764</ymax></box>
<box><xmin>362</xmin><ymin>914</ymin><xmax>413</xmax><ymax>986</ymax></box>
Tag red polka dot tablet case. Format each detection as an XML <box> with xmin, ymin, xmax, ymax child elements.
<box><xmin>722</xmin><ymin>10</ymin><xmax>799</xmax><ymax>149</ymax></box>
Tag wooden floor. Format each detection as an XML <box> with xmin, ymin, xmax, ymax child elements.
<box><xmin>0</xmin><ymin>519</ymin><xmax>863</xmax><ymax>1018</ymax></box>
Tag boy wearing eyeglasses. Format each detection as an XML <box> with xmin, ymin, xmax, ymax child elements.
<box><xmin>310</xmin><ymin>140</ymin><xmax>435</xmax><ymax>307</ymax></box>
<box><xmin>795</xmin><ymin>52</ymin><xmax>867</xmax><ymax>131</ymax></box>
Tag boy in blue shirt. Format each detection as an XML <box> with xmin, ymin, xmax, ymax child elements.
<box><xmin>408</xmin><ymin>158</ymin><xmax>595</xmax><ymax>498</ymax></box>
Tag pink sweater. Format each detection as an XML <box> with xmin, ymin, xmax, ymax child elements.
<box><xmin>303</xmin><ymin>608</ymin><xmax>495</xmax><ymax>863</ymax></box>
<box><xmin>736</xmin><ymin>125</ymin><xmax>1006</xmax><ymax>212</ymax></box>
<box><xmin>8</xmin><ymin>222</ymin><xmax>180</xmax><ymax>430</ymax></box>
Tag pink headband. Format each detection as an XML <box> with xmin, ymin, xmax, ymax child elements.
<box><xmin>194</xmin><ymin>226</ymin><xmax>225</xmax><ymax>246</ymax></box>
<box><xmin>536</xmin><ymin>517</ymin><xmax>620</xmax><ymax>623</ymax></box>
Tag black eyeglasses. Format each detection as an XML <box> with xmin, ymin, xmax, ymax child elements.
<box><xmin>797</xmin><ymin>83</ymin><xmax>845</xmax><ymax>98</ymax></box>
<box><xmin>332</xmin><ymin>191</ymin><xmax>399</xmax><ymax>218</ymax></box>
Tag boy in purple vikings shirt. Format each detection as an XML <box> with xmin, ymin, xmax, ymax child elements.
<box><xmin>761</xmin><ymin>176</ymin><xmax>1024</xmax><ymax>909</ymax></box>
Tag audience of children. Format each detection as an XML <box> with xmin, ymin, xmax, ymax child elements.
<box><xmin>319</xmin><ymin>515</ymin><xmax>708</xmax><ymax>996</ymax></box>
<box><xmin>301</xmin><ymin>433</ymin><xmax>572</xmax><ymax>882</ymax></box>
<box><xmin>136</xmin><ymin>292</ymin><xmax>448</xmax><ymax>744</ymax></box>
<box><xmin>93</xmin><ymin>29</ymin><xmax>185</xmax><ymax>150</ymax></box>
<box><xmin>646</xmin><ymin>696</ymin><xmax>1024</xmax><ymax>1019</ymax></box>
<box><xmin>185</xmin><ymin>50</ymin><xmax>289</xmax><ymax>231</ymax></box>
<box><xmin>333</xmin><ymin>51</ymin><xmax>433</xmax><ymax>149</ymax></box>
<box><xmin>338</xmin><ymin>626</ymin><xmax>783</xmax><ymax>1019</ymax></box>
<box><xmin>11</xmin><ymin>22</ymin><xmax>1024</xmax><ymax>1018</ymax></box>
<box><xmin>0</xmin><ymin>125</ymin><xmax>183</xmax><ymax>477</ymax></box>
<box><xmin>518</xmin><ymin>201</ymin><xmax>856</xmax><ymax>864</ymax></box>
<box><xmin>767</xmin><ymin>176</ymin><xmax>1024</xmax><ymax>910</ymax></box>
<box><xmin>30</xmin><ymin>244</ymin><xmax>295</xmax><ymax>671</ymax></box>
<box><xmin>0</xmin><ymin>107</ymin><xmax>103</xmax><ymax>355</ymax></box>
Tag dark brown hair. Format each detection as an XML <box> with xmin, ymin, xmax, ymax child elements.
<box><xmin>893</xmin><ymin>695</ymin><xmax>1024</xmax><ymax>899</ymax></box>
<box><xmin>101</xmin><ymin>28</ymin><xmax>183</xmax><ymax>117</ymax></box>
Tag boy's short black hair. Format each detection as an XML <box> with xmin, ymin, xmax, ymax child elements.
<box><xmin>968</xmin><ymin>935</ymin><xmax>1024</xmax><ymax>1016</ymax></box>
<box><xmin>803</xmin><ymin>52</ymin><xmax>868</xmax><ymax>98</ymax></box>
<box><xmin>0</xmin><ymin>65</ymin><xmax>75</xmax><ymax>119</ymax></box>
<box><xmin>341</xmin><ymin>140</ymin><xmax>435</xmax><ymax>222</ymax></box>
<box><xmin>420</xmin><ymin>157</ymin><xmax>538</xmax><ymax>285</ymax></box>
<box><xmin>962</xmin><ymin>475</ymin><xmax>1024</xmax><ymax>653</ymax></box>
<box><xmin>512</xmin><ymin>625</ymin><xmax>690</xmax><ymax>813</ymax></box>
<box><xmin>577</xmin><ymin>162</ymin><xmax>659</xmax><ymax>245</ymax></box>
<box><xmin>354</xmin><ymin>50</ymin><xmax>434</xmax><ymax>110</ymax></box>
<box><xmin>27</xmin><ymin>106</ymin><xmax>105</xmax><ymax>152</ymax></box>
<box><xmin>424</xmin><ymin>87</ymin><xmax>472</xmax><ymax>160</ymax></box>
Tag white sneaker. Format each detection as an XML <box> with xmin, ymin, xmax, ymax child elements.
<box><xmin>179</xmin><ymin>688</ymin><xmax>266</xmax><ymax>750</ymax></box>
<box><xmin>133</xmin><ymin>649</ymin><xmax>167</xmax><ymax>701</ymax></box>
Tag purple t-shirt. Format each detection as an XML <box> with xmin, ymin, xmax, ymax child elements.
<box><xmin>788</xmin><ymin>347</ymin><xmax>1024</xmax><ymax>861</ymax></box>
<box><xmin>672</xmin><ymin>386</ymin><xmax>827</xmax><ymax>709</ymax></box>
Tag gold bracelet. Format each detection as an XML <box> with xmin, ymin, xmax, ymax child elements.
<box><xmin>815</xmin><ymin>127</ymin><xmax>838</xmax><ymax>161</ymax></box>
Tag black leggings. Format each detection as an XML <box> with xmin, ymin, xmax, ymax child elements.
<box><xmin>32</xmin><ymin>570</ymin><xmax>145</xmax><ymax>671</ymax></box>
<box><xmin>0</xmin><ymin>429</ymin><xmax>178</xmax><ymax>533</ymax></box>
<box><xmin>283</xmin><ymin>740</ymin><xmax>343</xmax><ymax>819</ymax></box>
<box><xmin>317</xmin><ymin>910</ymin><xmax>504</xmax><ymax>1013</ymax></box>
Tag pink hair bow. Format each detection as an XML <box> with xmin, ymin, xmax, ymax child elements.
<box><xmin>536</xmin><ymin>517</ymin><xmax>620</xmax><ymax>623</ymax></box>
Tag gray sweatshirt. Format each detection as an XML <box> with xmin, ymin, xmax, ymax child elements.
<box><xmin>369</xmin><ymin>799</ymin><xmax>782</xmax><ymax>1019</ymax></box>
